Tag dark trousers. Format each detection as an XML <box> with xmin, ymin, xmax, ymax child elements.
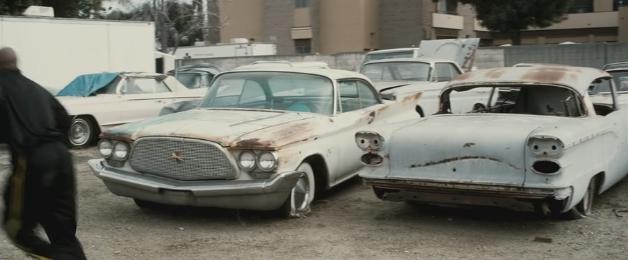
<box><xmin>3</xmin><ymin>142</ymin><xmax>86</xmax><ymax>260</ymax></box>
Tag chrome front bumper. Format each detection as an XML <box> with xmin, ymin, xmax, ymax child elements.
<box><xmin>363</xmin><ymin>177</ymin><xmax>573</xmax><ymax>208</ymax></box>
<box><xmin>88</xmin><ymin>159</ymin><xmax>302</xmax><ymax>211</ymax></box>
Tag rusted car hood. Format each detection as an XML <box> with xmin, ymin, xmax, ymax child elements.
<box><xmin>387</xmin><ymin>114</ymin><xmax>578</xmax><ymax>185</ymax></box>
<box><xmin>103</xmin><ymin>109</ymin><xmax>323</xmax><ymax>149</ymax></box>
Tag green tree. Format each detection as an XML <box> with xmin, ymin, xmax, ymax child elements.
<box><xmin>107</xmin><ymin>0</ymin><xmax>208</xmax><ymax>52</ymax></box>
<box><xmin>0</xmin><ymin>0</ymin><xmax>101</xmax><ymax>18</ymax></box>
<box><xmin>0</xmin><ymin>0</ymin><xmax>41</xmax><ymax>15</ymax></box>
<box><xmin>459</xmin><ymin>0</ymin><xmax>572</xmax><ymax>45</ymax></box>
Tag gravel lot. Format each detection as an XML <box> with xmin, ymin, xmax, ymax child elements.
<box><xmin>1</xmin><ymin>147</ymin><xmax>628</xmax><ymax>259</ymax></box>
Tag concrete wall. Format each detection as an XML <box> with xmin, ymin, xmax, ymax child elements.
<box><xmin>319</xmin><ymin>0</ymin><xmax>379</xmax><ymax>54</ymax></box>
<box><xmin>378</xmin><ymin>0</ymin><xmax>423</xmax><ymax>49</ymax></box>
<box><xmin>263</xmin><ymin>0</ymin><xmax>295</xmax><ymax>55</ymax></box>
<box><xmin>502</xmin><ymin>43</ymin><xmax>628</xmax><ymax>68</ymax></box>
<box><xmin>620</xmin><ymin>6</ymin><xmax>628</xmax><ymax>43</ymax></box>
<box><xmin>218</xmin><ymin>0</ymin><xmax>264</xmax><ymax>42</ymax></box>
<box><xmin>181</xmin><ymin>43</ymin><xmax>628</xmax><ymax>72</ymax></box>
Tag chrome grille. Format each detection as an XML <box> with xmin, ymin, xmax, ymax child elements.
<box><xmin>129</xmin><ymin>137</ymin><xmax>237</xmax><ymax>181</ymax></box>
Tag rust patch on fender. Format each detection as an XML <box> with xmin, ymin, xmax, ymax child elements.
<box><xmin>270</xmin><ymin>121</ymin><xmax>316</xmax><ymax>139</ymax></box>
<box><xmin>410</xmin><ymin>156</ymin><xmax>520</xmax><ymax>170</ymax></box>
<box><xmin>454</xmin><ymin>72</ymin><xmax>472</xmax><ymax>81</ymax></box>
<box><xmin>401</xmin><ymin>92</ymin><xmax>423</xmax><ymax>104</ymax></box>
<box><xmin>233</xmin><ymin>138</ymin><xmax>273</xmax><ymax>149</ymax></box>
<box><xmin>232</xmin><ymin>121</ymin><xmax>319</xmax><ymax>149</ymax></box>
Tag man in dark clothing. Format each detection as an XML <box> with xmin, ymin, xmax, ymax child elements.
<box><xmin>0</xmin><ymin>47</ymin><xmax>86</xmax><ymax>260</ymax></box>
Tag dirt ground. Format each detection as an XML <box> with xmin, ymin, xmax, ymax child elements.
<box><xmin>1</xmin><ymin>147</ymin><xmax>627</xmax><ymax>260</ymax></box>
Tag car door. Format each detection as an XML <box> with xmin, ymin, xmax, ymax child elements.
<box><xmin>119</xmin><ymin>77</ymin><xmax>177</xmax><ymax>123</ymax></box>
<box><xmin>590</xmin><ymin>77</ymin><xmax>628</xmax><ymax>187</ymax></box>
<box><xmin>331</xmin><ymin>79</ymin><xmax>385</xmax><ymax>184</ymax></box>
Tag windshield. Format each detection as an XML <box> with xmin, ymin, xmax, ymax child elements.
<box><xmin>200</xmin><ymin>72</ymin><xmax>334</xmax><ymax>115</ymax></box>
<box><xmin>176</xmin><ymin>72</ymin><xmax>211</xmax><ymax>89</ymax></box>
<box><xmin>364</xmin><ymin>50</ymin><xmax>414</xmax><ymax>62</ymax></box>
<box><xmin>361</xmin><ymin>62</ymin><xmax>431</xmax><ymax>82</ymax></box>
<box><xmin>608</xmin><ymin>71</ymin><xmax>628</xmax><ymax>92</ymax></box>
<box><xmin>440</xmin><ymin>85</ymin><xmax>585</xmax><ymax>117</ymax></box>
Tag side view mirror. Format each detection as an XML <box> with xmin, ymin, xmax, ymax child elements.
<box><xmin>380</xmin><ymin>93</ymin><xmax>396</xmax><ymax>101</ymax></box>
<box><xmin>588</xmin><ymin>85</ymin><xmax>596</xmax><ymax>96</ymax></box>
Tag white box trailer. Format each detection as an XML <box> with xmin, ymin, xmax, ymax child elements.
<box><xmin>0</xmin><ymin>16</ymin><xmax>156</xmax><ymax>90</ymax></box>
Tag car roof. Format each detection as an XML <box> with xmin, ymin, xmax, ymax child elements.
<box><xmin>512</xmin><ymin>63</ymin><xmax>574</xmax><ymax>68</ymax></box>
<box><xmin>603</xmin><ymin>62</ymin><xmax>628</xmax><ymax>71</ymax></box>
<box><xmin>119</xmin><ymin>72</ymin><xmax>168</xmax><ymax>78</ymax></box>
<box><xmin>227</xmin><ymin>67</ymin><xmax>371</xmax><ymax>81</ymax></box>
<box><xmin>365</xmin><ymin>48</ymin><xmax>419</xmax><ymax>55</ymax></box>
<box><xmin>363</xmin><ymin>57</ymin><xmax>456</xmax><ymax>65</ymax></box>
<box><xmin>448</xmin><ymin>66</ymin><xmax>611</xmax><ymax>94</ymax></box>
<box><xmin>235</xmin><ymin>61</ymin><xmax>330</xmax><ymax>70</ymax></box>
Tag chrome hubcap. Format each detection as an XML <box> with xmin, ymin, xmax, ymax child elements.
<box><xmin>70</xmin><ymin>120</ymin><xmax>90</xmax><ymax>145</ymax></box>
<box><xmin>292</xmin><ymin>175</ymin><xmax>310</xmax><ymax>211</ymax></box>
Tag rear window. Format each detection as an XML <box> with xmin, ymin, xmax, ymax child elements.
<box><xmin>364</xmin><ymin>51</ymin><xmax>414</xmax><ymax>62</ymax></box>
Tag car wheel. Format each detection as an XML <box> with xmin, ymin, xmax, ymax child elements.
<box><xmin>68</xmin><ymin>117</ymin><xmax>96</xmax><ymax>148</ymax></box>
<box><xmin>563</xmin><ymin>177</ymin><xmax>597</xmax><ymax>220</ymax></box>
<box><xmin>279</xmin><ymin>162</ymin><xmax>316</xmax><ymax>218</ymax></box>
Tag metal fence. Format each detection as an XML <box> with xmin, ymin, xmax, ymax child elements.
<box><xmin>500</xmin><ymin>43</ymin><xmax>628</xmax><ymax>68</ymax></box>
<box><xmin>181</xmin><ymin>43</ymin><xmax>628</xmax><ymax>71</ymax></box>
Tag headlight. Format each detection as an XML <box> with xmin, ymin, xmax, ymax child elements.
<box><xmin>238</xmin><ymin>151</ymin><xmax>256</xmax><ymax>171</ymax></box>
<box><xmin>112</xmin><ymin>142</ymin><xmax>130</xmax><ymax>160</ymax></box>
<box><xmin>528</xmin><ymin>136</ymin><xmax>564</xmax><ymax>158</ymax></box>
<box><xmin>98</xmin><ymin>140</ymin><xmax>113</xmax><ymax>158</ymax></box>
<box><xmin>257</xmin><ymin>152</ymin><xmax>277</xmax><ymax>172</ymax></box>
<box><xmin>355</xmin><ymin>131</ymin><xmax>385</xmax><ymax>151</ymax></box>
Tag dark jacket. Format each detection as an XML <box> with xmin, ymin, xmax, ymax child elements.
<box><xmin>0</xmin><ymin>69</ymin><xmax>70</xmax><ymax>150</ymax></box>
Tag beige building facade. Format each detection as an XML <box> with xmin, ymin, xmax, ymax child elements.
<box><xmin>217</xmin><ymin>0</ymin><xmax>628</xmax><ymax>55</ymax></box>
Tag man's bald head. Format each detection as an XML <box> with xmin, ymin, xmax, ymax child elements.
<box><xmin>0</xmin><ymin>47</ymin><xmax>18</xmax><ymax>71</ymax></box>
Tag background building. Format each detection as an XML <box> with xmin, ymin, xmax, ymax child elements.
<box><xmin>217</xmin><ymin>0</ymin><xmax>628</xmax><ymax>55</ymax></box>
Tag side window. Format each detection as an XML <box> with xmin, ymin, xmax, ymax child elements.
<box><xmin>338</xmin><ymin>80</ymin><xmax>380</xmax><ymax>113</ymax></box>
<box><xmin>94</xmin><ymin>77</ymin><xmax>120</xmax><ymax>95</ymax></box>
<box><xmin>121</xmin><ymin>78</ymin><xmax>171</xmax><ymax>95</ymax></box>
<box><xmin>339</xmin><ymin>80</ymin><xmax>361</xmax><ymax>113</ymax></box>
<box><xmin>357</xmin><ymin>81</ymin><xmax>379</xmax><ymax>108</ymax></box>
<box><xmin>434</xmin><ymin>63</ymin><xmax>454</xmax><ymax>82</ymax></box>
<box><xmin>589</xmin><ymin>77</ymin><xmax>616</xmax><ymax>116</ymax></box>
<box><xmin>589</xmin><ymin>77</ymin><xmax>612</xmax><ymax>94</ymax></box>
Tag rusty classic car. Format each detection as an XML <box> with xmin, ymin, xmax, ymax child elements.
<box><xmin>357</xmin><ymin>66</ymin><xmax>628</xmax><ymax>219</ymax></box>
<box><xmin>88</xmin><ymin>68</ymin><xmax>419</xmax><ymax>217</ymax></box>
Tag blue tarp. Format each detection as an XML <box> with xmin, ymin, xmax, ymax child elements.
<box><xmin>57</xmin><ymin>73</ymin><xmax>119</xmax><ymax>97</ymax></box>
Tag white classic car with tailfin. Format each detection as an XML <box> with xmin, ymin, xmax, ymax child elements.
<box><xmin>88</xmin><ymin>68</ymin><xmax>421</xmax><ymax>217</ymax></box>
<box><xmin>57</xmin><ymin>72</ymin><xmax>205</xmax><ymax>148</ymax></box>
<box><xmin>357</xmin><ymin>66</ymin><xmax>628</xmax><ymax>219</ymax></box>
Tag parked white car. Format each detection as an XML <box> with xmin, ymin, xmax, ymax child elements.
<box><xmin>88</xmin><ymin>68</ymin><xmax>421</xmax><ymax>217</ymax></box>
<box><xmin>603</xmin><ymin>62</ymin><xmax>628</xmax><ymax>92</ymax></box>
<box><xmin>362</xmin><ymin>58</ymin><xmax>488</xmax><ymax>116</ymax></box>
<box><xmin>357</xmin><ymin>66</ymin><xmax>628</xmax><ymax>219</ymax></box>
<box><xmin>57</xmin><ymin>72</ymin><xmax>205</xmax><ymax>147</ymax></box>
